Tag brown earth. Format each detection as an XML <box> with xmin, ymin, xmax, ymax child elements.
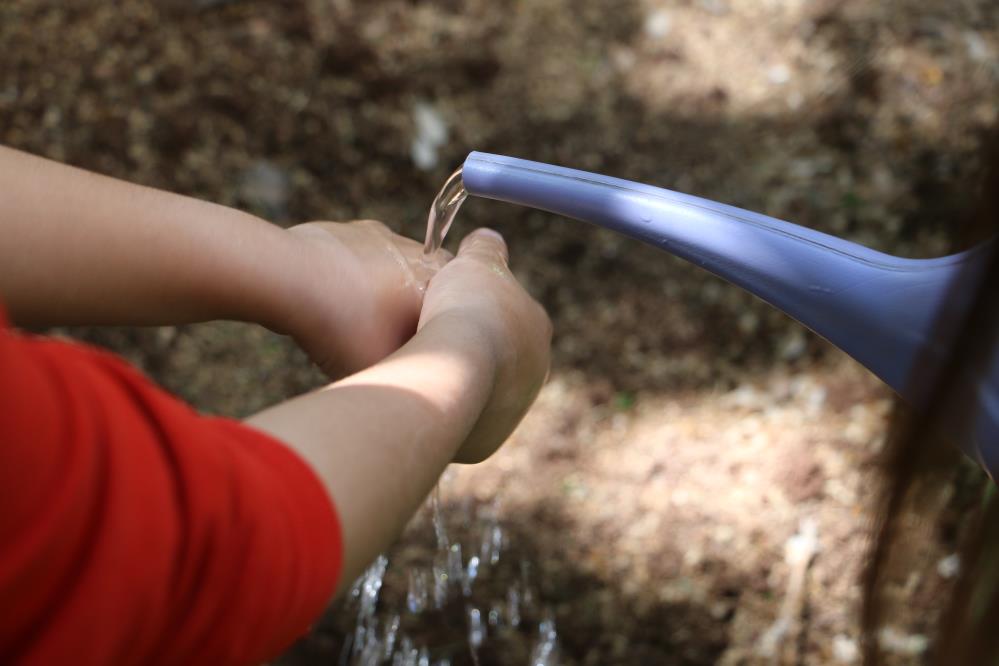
<box><xmin>2</xmin><ymin>0</ymin><xmax>998</xmax><ymax>664</ymax></box>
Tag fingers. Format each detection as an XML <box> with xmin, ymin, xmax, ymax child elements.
<box><xmin>352</xmin><ymin>219</ymin><xmax>391</xmax><ymax>234</ymax></box>
<box><xmin>347</xmin><ymin>220</ymin><xmax>507</xmax><ymax>272</ymax></box>
<box><xmin>458</xmin><ymin>228</ymin><xmax>509</xmax><ymax>265</ymax></box>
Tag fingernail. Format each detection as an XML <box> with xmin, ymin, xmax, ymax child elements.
<box><xmin>473</xmin><ymin>228</ymin><xmax>504</xmax><ymax>242</ymax></box>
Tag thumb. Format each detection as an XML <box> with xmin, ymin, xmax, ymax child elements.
<box><xmin>458</xmin><ymin>228</ymin><xmax>509</xmax><ymax>265</ymax></box>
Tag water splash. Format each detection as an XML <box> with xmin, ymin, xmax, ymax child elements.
<box><xmin>462</xmin><ymin>556</ymin><xmax>480</xmax><ymax>597</ymax></box>
<box><xmin>422</xmin><ymin>166</ymin><xmax>467</xmax><ymax>257</ymax></box>
<box><xmin>383</xmin><ymin>614</ymin><xmax>401</xmax><ymax>659</ymax></box>
<box><xmin>447</xmin><ymin>543</ymin><xmax>464</xmax><ymax>586</ymax></box>
<box><xmin>392</xmin><ymin>636</ymin><xmax>415</xmax><ymax>666</ymax></box>
<box><xmin>406</xmin><ymin>569</ymin><xmax>429</xmax><ymax>614</ymax></box>
<box><xmin>468</xmin><ymin>607</ymin><xmax>485</xmax><ymax>648</ymax></box>
<box><xmin>431</xmin><ymin>484</ymin><xmax>449</xmax><ymax>550</ymax></box>
<box><xmin>351</xmin><ymin>555</ymin><xmax>389</xmax><ymax>664</ymax></box>
<box><xmin>529</xmin><ymin>612</ymin><xmax>560</xmax><ymax>666</ymax></box>
<box><xmin>480</xmin><ymin>521</ymin><xmax>503</xmax><ymax>567</ymax></box>
<box><xmin>432</xmin><ymin>551</ymin><xmax>450</xmax><ymax>609</ymax></box>
<box><xmin>430</xmin><ymin>483</ymin><xmax>452</xmax><ymax>609</ymax></box>
<box><xmin>507</xmin><ymin>585</ymin><xmax>521</xmax><ymax>628</ymax></box>
<box><xmin>360</xmin><ymin>556</ymin><xmax>389</xmax><ymax>618</ymax></box>
<box><xmin>357</xmin><ymin>633</ymin><xmax>383</xmax><ymax>666</ymax></box>
<box><xmin>339</xmin><ymin>480</ymin><xmax>555</xmax><ymax>665</ymax></box>
<box><xmin>468</xmin><ymin>607</ymin><xmax>485</xmax><ymax>666</ymax></box>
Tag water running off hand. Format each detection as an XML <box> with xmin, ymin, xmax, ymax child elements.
<box><xmin>423</xmin><ymin>166</ymin><xmax>467</xmax><ymax>257</ymax></box>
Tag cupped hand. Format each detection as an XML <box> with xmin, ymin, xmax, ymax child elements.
<box><xmin>419</xmin><ymin>228</ymin><xmax>552</xmax><ymax>463</ymax></box>
<box><xmin>282</xmin><ymin>220</ymin><xmax>449</xmax><ymax>377</ymax></box>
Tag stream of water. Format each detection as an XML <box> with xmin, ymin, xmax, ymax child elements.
<box><xmin>337</xmin><ymin>168</ymin><xmax>559</xmax><ymax>665</ymax></box>
<box><xmin>343</xmin><ymin>480</ymin><xmax>560</xmax><ymax>665</ymax></box>
<box><xmin>422</xmin><ymin>166</ymin><xmax>467</xmax><ymax>257</ymax></box>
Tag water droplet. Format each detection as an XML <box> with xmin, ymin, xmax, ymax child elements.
<box><xmin>640</xmin><ymin>213</ymin><xmax>652</xmax><ymax>224</ymax></box>
<box><xmin>431</xmin><ymin>484</ymin><xmax>448</xmax><ymax>550</ymax></box>
<box><xmin>479</xmin><ymin>518</ymin><xmax>503</xmax><ymax>566</ymax></box>
<box><xmin>507</xmin><ymin>586</ymin><xmax>522</xmax><ymax>628</ymax></box>
<box><xmin>448</xmin><ymin>542</ymin><xmax>464</xmax><ymax>589</ymax></box>
<box><xmin>489</xmin><ymin>525</ymin><xmax>503</xmax><ymax>565</ymax></box>
<box><xmin>431</xmin><ymin>483</ymin><xmax>452</xmax><ymax>609</ymax></box>
<box><xmin>351</xmin><ymin>556</ymin><xmax>390</xmax><ymax>663</ymax></box>
<box><xmin>468</xmin><ymin>607</ymin><xmax>485</xmax><ymax>648</ymax></box>
<box><xmin>383</xmin><ymin>614</ymin><xmax>401</xmax><ymax>659</ymax></box>
<box><xmin>360</xmin><ymin>555</ymin><xmax>388</xmax><ymax>618</ymax></box>
<box><xmin>463</xmin><ymin>555</ymin><xmax>480</xmax><ymax>596</ymax></box>
<box><xmin>529</xmin><ymin>611</ymin><xmax>560</xmax><ymax>666</ymax></box>
<box><xmin>432</xmin><ymin>554</ymin><xmax>449</xmax><ymax>609</ymax></box>
<box><xmin>407</xmin><ymin>569</ymin><xmax>429</xmax><ymax>614</ymax></box>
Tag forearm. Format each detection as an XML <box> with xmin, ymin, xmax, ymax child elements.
<box><xmin>0</xmin><ymin>145</ymin><xmax>301</xmax><ymax>329</ymax></box>
<box><xmin>245</xmin><ymin>313</ymin><xmax>497</xmax><ymax>591</ymax></box>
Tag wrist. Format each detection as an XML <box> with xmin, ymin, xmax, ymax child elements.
<box><xmin>250</xmin><ymin>226</ymin><xmax>346</xmax><ymax>337</ymax></box>
<box><xmin>179</xmin><ymin>206</ymin><xmax>314</xmax><ymax>332</ymax></box>
<box><xmin>403</xmin><ymin>311</ymin><xmax>499</xmax><ymax>422</ymax></box>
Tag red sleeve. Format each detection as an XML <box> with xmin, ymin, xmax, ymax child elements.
<box><xmin>0</xmin><ymin>307</ymin><xmax>342</xmax><ymax>666</ymax></box>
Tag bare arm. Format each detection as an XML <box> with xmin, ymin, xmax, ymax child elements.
<box><xmin>0</xmin><ymin>145</ymin><xmax>302</xmax><ymax>329</ymax></box>
<box><xmin>0</xmin><ymin>145</ymin><xmax>439</xmax><ymax>374</ymax></box>
<box><xmin>0</xmin><ymin>144</ymin><xmax>552</xmax><ymax>595</ymax></box>
<box><xmin>247</xmin><ymin>313</ymin><xmax>495</xmax><ymax>590</ymax></box>
<box><xmin>247</xmin><ymin>230</ymin><xmax>551</xmax><ymax>590</ymax></box>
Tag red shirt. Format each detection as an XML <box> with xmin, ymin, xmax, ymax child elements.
<box><xmin>0</xmin><ymin>306</ymin><xmax>342</xmax><ymax>665</ymax></box>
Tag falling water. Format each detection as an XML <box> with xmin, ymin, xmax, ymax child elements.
<box><xmin>462</xmin><ymin>555</ymin><xmax>480</xmax><ymax>597</ymax></box>
<box><xmin>530</xmin><ymin>613</ymin><xmax>560</xmax><ymax>666</ymax></box>
<box><xmin>422</xmin><ymin>166</ymin><xmax>467</xmax><ymax>257</ymax></box>
<box><xmin>334</xmin><ymin>166</ymin><xmax>560</xmax><ymax>665</ymax></box>
<box><xmin>406</xmin><ymin>570</ymin><xmax>429</xmax><ymax>614</ymax></box>
<box><xmin>507</xmin><ymin>585</ymin><xmax>522</xmax><ymax>629</ymax></box>
<box><xmin>341</xmin><ymin>482</ymin><xmax>560</xmax><ymax>665</ymax></box>
<box><xmin>468</xmin><ymin>606</ymin><xmax>485</xmax><ymax>666</ymax></box>
<box><xmin>349</xmin><ymin>555</ymin><xmax>389</xmax><ymax>666</ymax></box>
<box><xmin>383</xmin><ymin>614</ymin><xmax>400</xmax><ymax>660</ymax></box>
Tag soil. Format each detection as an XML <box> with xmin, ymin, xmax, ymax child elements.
<box><xmin>2</xmin><ymin>0</ymin><xmax>998</xmax><ymax>664</ymax></box>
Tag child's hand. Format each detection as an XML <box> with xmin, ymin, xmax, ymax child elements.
<box><xmin>418</xmin><ymin>228</ymin><xmax>552</xmax><ymax>463</ymax></box>
<box><xmin>282</xmin><ymin>220</ymin><xmax>449</xmax><ymax>377</ymax></box>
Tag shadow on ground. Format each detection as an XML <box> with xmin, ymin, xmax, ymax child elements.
<box><xmin>2</xmin><ymin>0</ymin><xmax>996</xmax><ymax>663</ymax></box>
<box><xmin>278</xmin><ymin>496</ymin><xmax>740</xmax><ymax>666</ymax></box>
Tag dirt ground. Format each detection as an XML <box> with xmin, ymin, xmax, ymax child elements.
<box><xmin>3</xmin><ymin>0</ymin><xmax>998</xmax><ymax>664</ymax></box>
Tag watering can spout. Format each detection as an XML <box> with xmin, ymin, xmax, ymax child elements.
<box><xmin>461</xmin><ymin>151</ymin><xmax>999</xmax><ymax>475</ymax></box>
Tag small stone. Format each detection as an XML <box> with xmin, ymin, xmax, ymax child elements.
<box><xmin>832</xmin><ymin>634</ymin><xmax>859</xmax><ymax>663</ymax></box>
<box><xmin>737</xmin><ymin>311</ymin><xmax>759</xmax><ymax>334</ymax></box>
<box><xmin>644</xmin><ymin>10</ymin><xmax>672</xmax><ymax>39</ymax></box>
<box><xmin>411</xmin><ymin>101</ymin><xmax>448</xmax><ymax>171</ymax></box>
<box><xmin>964</xmin><ymin>31</ymin><xmax>992</xmax><ymax>62</ymax></box>
<box><xmin>878</xmin><ymin>627</ymin><xmax>929</xmax><ymax>656</ymax></box>
<box><xmin>779</xmin><ymin>329</ymin><xmax>807</xmax><ymax>361</ymax></box>
<box><xmin>936</xmin><ymin>553</ymin><xmax>960</xmax><ymax>579</ymax></box>
<box><xmin>767</xmin><ymin>64</ymin><xmax>791</xmax><ymax>85</ymax></box>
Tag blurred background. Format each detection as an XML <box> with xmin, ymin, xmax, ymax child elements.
<box><xmin>3</xmin><ymin>0</ymin><xmax>998</xmax><ymax>663</ymax></box>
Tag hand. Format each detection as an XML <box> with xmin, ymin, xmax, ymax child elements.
<box><xmin>282</xmin><ymin>220</ymin><xmax>448</xmax><ymax>377</ymax></box>
<box><xmin>419</xmin><ymin>228</ymin><xmax>552</xmax><ymax>463</ymax></box>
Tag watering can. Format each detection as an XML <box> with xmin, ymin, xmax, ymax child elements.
<box><xmin>459</xmin><ymin>152</ymin><xmax>999</xmax><ymax>479</ymax></box>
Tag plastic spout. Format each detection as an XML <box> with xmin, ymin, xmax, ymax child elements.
<box><xmin>462</xmin><ymin>151</ymin><xmax>998</xmax><ymax>474</ymax></box>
